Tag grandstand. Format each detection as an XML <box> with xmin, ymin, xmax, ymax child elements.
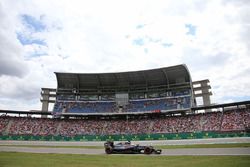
<box><xmin>43</xmin><ymin>64</ymin><xmax>199</xmax><ymax>116</ymax></box>
<box><xmin>0</xmin><ymin>64</ymin><xmax>250</xmax><ymax>141</ymax></box>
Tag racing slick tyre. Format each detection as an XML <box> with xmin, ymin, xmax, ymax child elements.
<box><xmin>144</xmin><ymin>147</ymin><xmax>152</xmax><ymax>154</ymax></box>
<box><xmin>105</xmin><ymin>147</ymin><xmax>113</xmax><ymax>154</ymax></box>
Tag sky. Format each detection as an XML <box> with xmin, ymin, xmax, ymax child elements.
<box><xmin>0</xmin><ymin>0</ymin><xmax>250</xmax><ymax>111</ymax></box>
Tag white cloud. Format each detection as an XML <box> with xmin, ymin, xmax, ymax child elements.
<box><xmin>0</xmin><ymin>0</ymin><xmax>249</xmax><ymax>110</ymax></box>
<box><xmin>0</xmin><ymin>3</ymin><xmax>28</xmax><ymax>77</ymax></box>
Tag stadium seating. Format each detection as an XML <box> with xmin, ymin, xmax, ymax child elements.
<box><xmin>221</xmin><ymin>109</ymin><xmax>250</xmax><ymax>131</ymax></box>
<box><xmin>126</xmin><ymin>96</ymin><xmax>191</xmax><ymax>112</ymax></box>
<box><xmin>53</xmin><ymin>96</ymin><xmax>191</xmax><ymax>114</ymax></box>
<box><xmin>1</xmin><ymin>108</ymin><xmax>249</xmax><ymax>137</ymax></box>
<box><xmin>0</xmin><ymin>116</ymin><xmax>9</xmax><ymax>134</ymax></box>
<box><xmin>54</xmin><ymin>101</ymin><xmax>116</xmax><ymax>113</ymax></box>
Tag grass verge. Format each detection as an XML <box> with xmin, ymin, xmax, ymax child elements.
<box><xmin>0</xmin><ymin>152</ymin><xmax>249</xmax><ymax>167</ymax></box>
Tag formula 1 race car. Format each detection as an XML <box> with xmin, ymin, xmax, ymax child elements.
<box><xmin>104</xmin><ymin>141</ymin><xmax>162</xmax><ymax>154</ymax></box>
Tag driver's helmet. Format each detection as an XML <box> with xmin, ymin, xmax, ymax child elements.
<box><xmin>125</xmin><ymin>141</ymin><xmax>131</xmax><ymax>145</ymax></box>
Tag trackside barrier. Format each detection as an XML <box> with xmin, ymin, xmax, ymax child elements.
<box><xmin>0</xmin><ymin>131</ymin><xmax>249</xmax><ymax>141</ymax></box>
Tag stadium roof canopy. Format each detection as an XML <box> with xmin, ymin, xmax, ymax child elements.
<box><xmin>55</xmin><ymin>64</ymin><xmax>191</xmax><ymax>91</ymax></box>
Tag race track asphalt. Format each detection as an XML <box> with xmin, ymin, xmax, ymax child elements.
<box><xmin>0</xmin><ymin>137</ymin><xmax>250</xmax><ymax>155</ymax></box>
<box><xmin>0</xmin><ymin>146</ymin><xmax>250</xmax><ymax>155</ymax></box>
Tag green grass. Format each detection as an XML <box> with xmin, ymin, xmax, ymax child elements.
<box><xmin>1</xmin><ymin>143</ymin><xmax>250</xmax><ymax>149</ymax></box>
<box><xmin>0</xmin><ymin>145</ymin><xmax>103</xmax><ymax>149</ymax></box>
<box><xmin>0</xmin><ymin>152</ymin><xmax>249</xmax><ymax>167</ymax></box>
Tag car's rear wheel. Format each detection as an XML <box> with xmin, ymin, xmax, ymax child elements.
<box><xmin>144</xmin><ymin>147</ymin><xmax>152</xmax><ymax>154</ymax></box>
<box><xmin>105</xmin><ymin>147</ymin><xmax>113</xmax><ymax>154</ymax></box>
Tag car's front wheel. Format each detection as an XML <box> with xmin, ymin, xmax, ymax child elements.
<box><xmin>105</xmin><ymin>147</ymin><xmax>113</xmax><ymax>154</ymax></box>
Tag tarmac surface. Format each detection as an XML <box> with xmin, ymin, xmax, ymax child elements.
<box><xmin>0</xmin><ymin>146</ymin><xmax>250</xmax><ymax>155</ymax></box>
<box><xmin>0</xmin><ymin>137</ymin><xmax>250</xmax><ymax>156</ymax></box>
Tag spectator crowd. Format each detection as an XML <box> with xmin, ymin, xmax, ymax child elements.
<box><xmin>0</xmin><ymin>108</ymin><xmax>249</xmax><ymax>137</ymax></box>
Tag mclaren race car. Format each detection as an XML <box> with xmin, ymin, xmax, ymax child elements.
<box><xmin>104</xmin><ymin>141</ymin><xmax>162</xmax><ymax>154</ymax></box>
